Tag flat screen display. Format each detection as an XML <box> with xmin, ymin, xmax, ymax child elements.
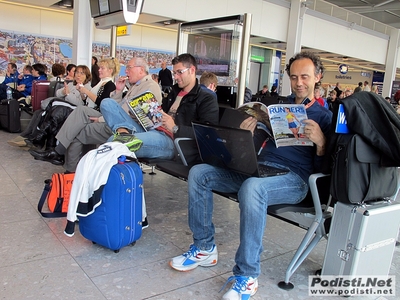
<box><xmin>187</xmin><ymin>31</ymin><xmax>232</xmax><ymax>76</ymax></box>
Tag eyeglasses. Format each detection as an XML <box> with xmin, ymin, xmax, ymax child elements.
<box><xmin>126</xmin><ymin>65</ymin><xmax>142</xmax><ymax>70</ymax></box>
<box><xmin>75</xmin><ymin>71</ymin><xmax>85</xmax><ymax>75</ymax></box>
<box><xmin>172</xmin><ymin>68</ymin><xmax>189</xmax><ymax>76</ymax></box>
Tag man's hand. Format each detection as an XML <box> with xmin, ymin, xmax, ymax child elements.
<box><xmin>17</xmin><ymin>84</ymin><xmax>25</xmax><ymax>92</ymax></box>
<box><xmin>89</xmin><ymin>117</ymin><xmax>99</xmax><ymax>123</ymax></box>
<box><xmin>160</xmin><ymin>111</ymin><xmax>175</xmax><ymax>132</ymax></box>
<box><xmin>303</xmin><ymin>119</ymin><xmax>326</xmax><ymax>155</ymax></box>
<box><xmin>115</xmin><ymin>76</ymin><xmax>127</xmax><ymax>92</ymax></box>
<box><xmin>240</xmin><ymin>117</ymin><xmax>257</xmax><ymax>135</ymax></box>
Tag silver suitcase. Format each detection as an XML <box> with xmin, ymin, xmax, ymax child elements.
<box><xmin>322</xmin><ymin>200</ymin><xmax>400</xmax><ymax>276</ymax></box>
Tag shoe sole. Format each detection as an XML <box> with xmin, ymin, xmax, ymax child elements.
<box><xmin>7</xmin><ymin>141</ymin><xmax>27</xmax><ymax>147</ymax></box>
<box><xmin>33</xmin><ymin>156</ymin><xmax>64</xmax><ymax>166</ymax></box>
<box><xmin>169</xmin><ymin>258</ymin><xmax>218</xmax><ymax>272</ymax></box>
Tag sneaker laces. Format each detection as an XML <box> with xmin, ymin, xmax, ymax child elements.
<box><xmin>182</xmin><ymin>244</ymin><xmax>201</xmax><ymax>258</ymax></box>
<box><xmin>219</xmin><ymin>275</ymin><xmax>250</xmax><ymax>293</ymax></box>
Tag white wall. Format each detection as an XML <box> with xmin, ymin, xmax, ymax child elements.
<box><xmin>0</xmin><ymin>3</ymin><xmax>177</xmax><ymax>54</ymax></box>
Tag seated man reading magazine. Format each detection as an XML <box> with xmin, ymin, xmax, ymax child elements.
<box><xmin>169</xmin><ymin>51</ymin><xmax>332</xmax><ymax>300</ymax></box>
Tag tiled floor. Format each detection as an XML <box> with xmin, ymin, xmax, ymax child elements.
<box><xmin>0</xmin><ymin>128</ymin><xmax>399</xmax><ymax>300</ymax></box>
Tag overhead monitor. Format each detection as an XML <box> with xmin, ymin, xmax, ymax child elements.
<box><xmin>90</xmin><ymin>0</ymin><xmax>144</xmax><ymax>29</ymax></box>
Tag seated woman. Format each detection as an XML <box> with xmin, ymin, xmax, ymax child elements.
<box><xmin>76</xmin><ymin>57</ymin><xmax>117</xmax><ymax>111</ymax></box>
<box><xmin>8</xmin><ymin>65</ymin><xmax>91</xmax><ymax>148</ymax></box>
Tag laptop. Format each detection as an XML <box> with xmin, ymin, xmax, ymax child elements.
<box><xmin>192</xmin><ymin>122</ymin><xmax>289</xmax><ymax>177</ymax></box>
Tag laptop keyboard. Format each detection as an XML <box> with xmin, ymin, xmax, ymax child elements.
<box><xmin>258</xmin><ymin>164</ymin><xmax>288</xmax><ymax>177</ymax></box>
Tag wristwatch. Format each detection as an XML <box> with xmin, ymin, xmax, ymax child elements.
<box><xmin>172</xmin><ymin>125</ymin><xmax>179</xmax><ymax>134</ymax></box>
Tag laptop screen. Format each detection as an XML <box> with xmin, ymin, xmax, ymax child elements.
<box><xmin>192</xmin><ymin>122</ymin><xmax>259</xmax><ymax>177</ymax></box>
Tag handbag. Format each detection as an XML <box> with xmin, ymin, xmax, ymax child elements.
<box><xmin>330</xmin><ymin>133</ymin><xmax>398</xmax><ymax>204</ymax></box>
<box><xmin>38</xmin><ymin>173</ymin><xmax>74</xmax><ymax>218</ymax></box>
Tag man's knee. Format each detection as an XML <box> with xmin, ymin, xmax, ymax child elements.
<box><xmin>188</xmin><ymin>164</ymin><xmax>214</xmax><ymax>186</ymax></box>
<box><xmin>100</xmin><ymin>98</ymin><xmax>115</xmax><ymax>111</ymax></box>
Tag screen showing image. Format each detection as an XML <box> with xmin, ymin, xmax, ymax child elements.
<box><xmin>99</xmin><ymin>0</ymin><xmax>110</xmax><ymax>15</ymax></box>
<box><xmin>187</xmin><ymin>31</ymin><xmax>232</xmax><ymax>76</ymax></box>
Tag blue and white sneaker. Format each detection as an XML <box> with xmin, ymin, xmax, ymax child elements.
<box><xmin>221</xmin><ymin>276</ymin><xmax>258</xmax><ymax>300</ymax></box>
<box><xmin>169</xmin><ymin>244</ymin><xmax>218</xmax><ymax>271</ymax></box>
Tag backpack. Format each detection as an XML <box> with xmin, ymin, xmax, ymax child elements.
<box><xmin>330</xmin><ymin>133</ymin><xmax>398</xmax><ymax>204</ymax></box>
<box><xmin>38</xmin><ymin>173</ymin><xmax>74</xmax><ymax>218</ymax></box>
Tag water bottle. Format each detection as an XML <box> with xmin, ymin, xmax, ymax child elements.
<box><xmin>6</xmin><ymin>86</ymin><xmax>12</xmax><ymax>100</ymax></box>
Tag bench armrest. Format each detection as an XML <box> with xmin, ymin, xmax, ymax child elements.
<box><xmin>174</xmin><ymin>137</ymin><xmax>194</xmax><ymax>166</ymax></box>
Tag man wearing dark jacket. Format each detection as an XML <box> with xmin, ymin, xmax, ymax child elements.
<box><xmin>104</xmin><ymin>53</ymin><xmax>219</xmax><ymax>164</ymax></box>
<box><xmin>158</xmin><ymin>61</ymin><xmax>173</xmax><ymax>92</ymax></box>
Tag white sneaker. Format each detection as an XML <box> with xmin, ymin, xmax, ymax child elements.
<box><xmin>169</xmin><ymin>244</ymin><xmax>218</xmax><ymax>271</ymax></box>
<box><xmin>221</xmin><ymin>276</ymin><xmax>258</xmax><ymax>300</ymax></box>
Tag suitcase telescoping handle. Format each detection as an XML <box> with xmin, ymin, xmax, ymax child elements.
<box><xmin>118</xmin><ymin>155</ymin><xmax>139</xmax><ymax>164</ymax></box>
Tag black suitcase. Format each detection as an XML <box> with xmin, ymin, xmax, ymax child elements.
<box><xmin>0</xmin><ymin>99</ymin><xmax>21</xmax><ymax>133</ymax></box>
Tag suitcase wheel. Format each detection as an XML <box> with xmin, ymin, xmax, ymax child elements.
<box><xmin>314</xmin><ymin>269</ymin><xmax>321</xmax><ymax>276</ymax></box>
<box><xmin>92</xmin><ymin>241</ymin><xmax>96</xmax><ymax>245</ymax></box>
<box><xmin>130</xmin><ymin>242</ymin><xmax>136</xmax><ymax>247</ymax></box>
<box><xmin>114</xmin><ymin>249</ymin><xmax>120</xmax><ymax>253</ymax></box>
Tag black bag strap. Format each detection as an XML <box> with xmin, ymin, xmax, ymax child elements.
<box><xmin>37</xmin><ymin>179</ymin><xmax>67</xmax><ymax>218</ymax></box>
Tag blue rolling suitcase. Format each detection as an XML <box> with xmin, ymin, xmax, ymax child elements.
<box><xmin>79</xmin><ymin>159</ymin><xmax>143</xmax><ymax>252</ymax></box>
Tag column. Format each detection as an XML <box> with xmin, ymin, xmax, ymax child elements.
<box><xmin>282</xmin><ymin>0</ymin><xmax>305</xmax><ymax>96</ymax></box>
<box><xmin>72</xmin><ymin>0</ymin><xmax>93</xmax><ymax>66</ymax></box>
<box><xmin>382</xmin><ymin>28</ymin><xmax>400</xmax><ymax>98</ymax></box>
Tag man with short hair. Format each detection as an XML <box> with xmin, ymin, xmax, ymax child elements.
<box><xmin>1</xmin><ymin>62</ymin><xmax>19</xmax><ymax>87</ymax></box>
<box><xmin>169</xmin><ymin>51</ymin><xmax>332</xmax><ymax>299</ymax></box>
<box><xmin>199</xmin><ymin>71</ymin><xmax>218</xmax><ymax>92</ymax></box>
<box><xmin>102</xmin><ymin>53</ymin><xmax>219</xmax><ymax>163</ymax></box>
<box><xmin>158</xmin><ymin>61</ymin><xmax>173</xmax><ymax>92</ymax></box>
<box><xmin>354</xmin><ymin>82</ymin><xmax>363</xmax><ymax>93</ymax></box>
<box><xmin>363</xmin><ymin>80</ymin><xmax>371</xmax><ymax>92</ymax></box>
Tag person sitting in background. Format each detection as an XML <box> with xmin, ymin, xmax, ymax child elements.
<box><xmin>50</xmin><ymin>63</ymin><xmax>65</xmax><ymax>81</ymax></box>
<box><xmin>199</xmin><ymin>71</ymin><xmax>218</xmax><ymax>93</ymax></box>
<box><xmin>29</xmin><ymin>57</ymin><xmax>119</xmax><ymax>169</ymax></box>
<box><xmin>270</xmin><ymin>85</ymin><xmax>278</xmax><ymax>96</ymax></box>
<box><xmin>8</xmin><ymin>65</ymin><xmax>92</xmax><ymax>148</ymax></box>
<box><xmin>91</xmin><ymin>56</ymin><xmax>100</xmax><ymax>87</ymax></box>
<box><xmin>1</xmin><ymin>62</ymin><xmax>19</xmax><ymax>88</ymax></box>
<box><xmin>151</xmin><ymin>73</ymin><xmax>159</xmax><ymax>83</ymax></box>
<box><xmin>65</xmin><ymin>64</ymin><xmax>76</xmax><ymax>82</ymax></box>
<box><xmin>0</xmin><ymin>64</ymin><xmax>38</xmax><ymax>100</ymax></box>
<box><xmin>234</xmin><ymin>77</ymin><xmax>252</xmax><ymax>104</ymax></box>
<box><xmin>256</xmin><ymin>84</ymin><xmax>270</xmax><ymax>98</ymax></box>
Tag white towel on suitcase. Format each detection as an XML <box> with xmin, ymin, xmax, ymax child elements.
<box><xmin>66</xmin><ymin>142</ymin><xmax>136</xmax><ymax>224</ymax></box>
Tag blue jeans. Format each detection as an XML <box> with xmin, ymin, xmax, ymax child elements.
<box><xmin>101</xmin><ymin>98</ymin><xmax>175</xmax><ymax>159</ymax></box>
<box><xmin>188</xmin><ymin>163</ymin><xmax>308</xmax><ymax>278</ymax></box>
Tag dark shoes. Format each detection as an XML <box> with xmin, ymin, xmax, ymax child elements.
<box><xmin>29</xmin><ymin>149</ymin><xmax>65</xmax><ymax>166</ymax></box>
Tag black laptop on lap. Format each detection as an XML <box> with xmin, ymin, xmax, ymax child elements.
<box><xmin>192</xmin><ymin>122</ymin><xmax>288</xmax><ymax>177</ymax></box>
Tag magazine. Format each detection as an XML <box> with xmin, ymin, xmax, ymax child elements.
<box><xmin>236</xmin><ymin>101</ymin><xmax>313</xmax><ymax>147</ymax></box>
<box><xmin>127</xmin><ymin>91</ymin><xmax>163</xmax><ymax>131</ymax></box>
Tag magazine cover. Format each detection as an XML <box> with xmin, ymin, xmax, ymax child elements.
<box><xmin>236</xmin><ymin>102</ymin><xmax>273</xmax><ymax>137</ymax></box>
<box><xmin>127</xmin><ymin>91</ymin><xmax>163</xmax><ymax>131</ymax></box>
<box><xmin>267</xmin><ymin>104</ymin><xmax>312</xmax><ymax>147</ymax></box>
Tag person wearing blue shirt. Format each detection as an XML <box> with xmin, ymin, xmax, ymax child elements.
<box><xmin>1</xmin><ymin>62</ymin><xmax>19</xmax><ymax>87</ymax></box>
<box><xmin>199</xmin><ymin>71</ymin><xmax>217</xmax><ymax>94</ymax></box>
<box><xmin>169</xmin><ymin>51</ymin><xmax>332</xmax><ymax>300</ymax></box>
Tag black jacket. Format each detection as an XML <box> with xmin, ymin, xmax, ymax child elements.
<box><xmin>162</xmin><ymin>79</ymin><xmax>219</xmax><ymax>164</ymax></box>
<box><xmin>341</xmin><ymin>91</ymin><xmax>400</xmax><ymax>167</ymax></box>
